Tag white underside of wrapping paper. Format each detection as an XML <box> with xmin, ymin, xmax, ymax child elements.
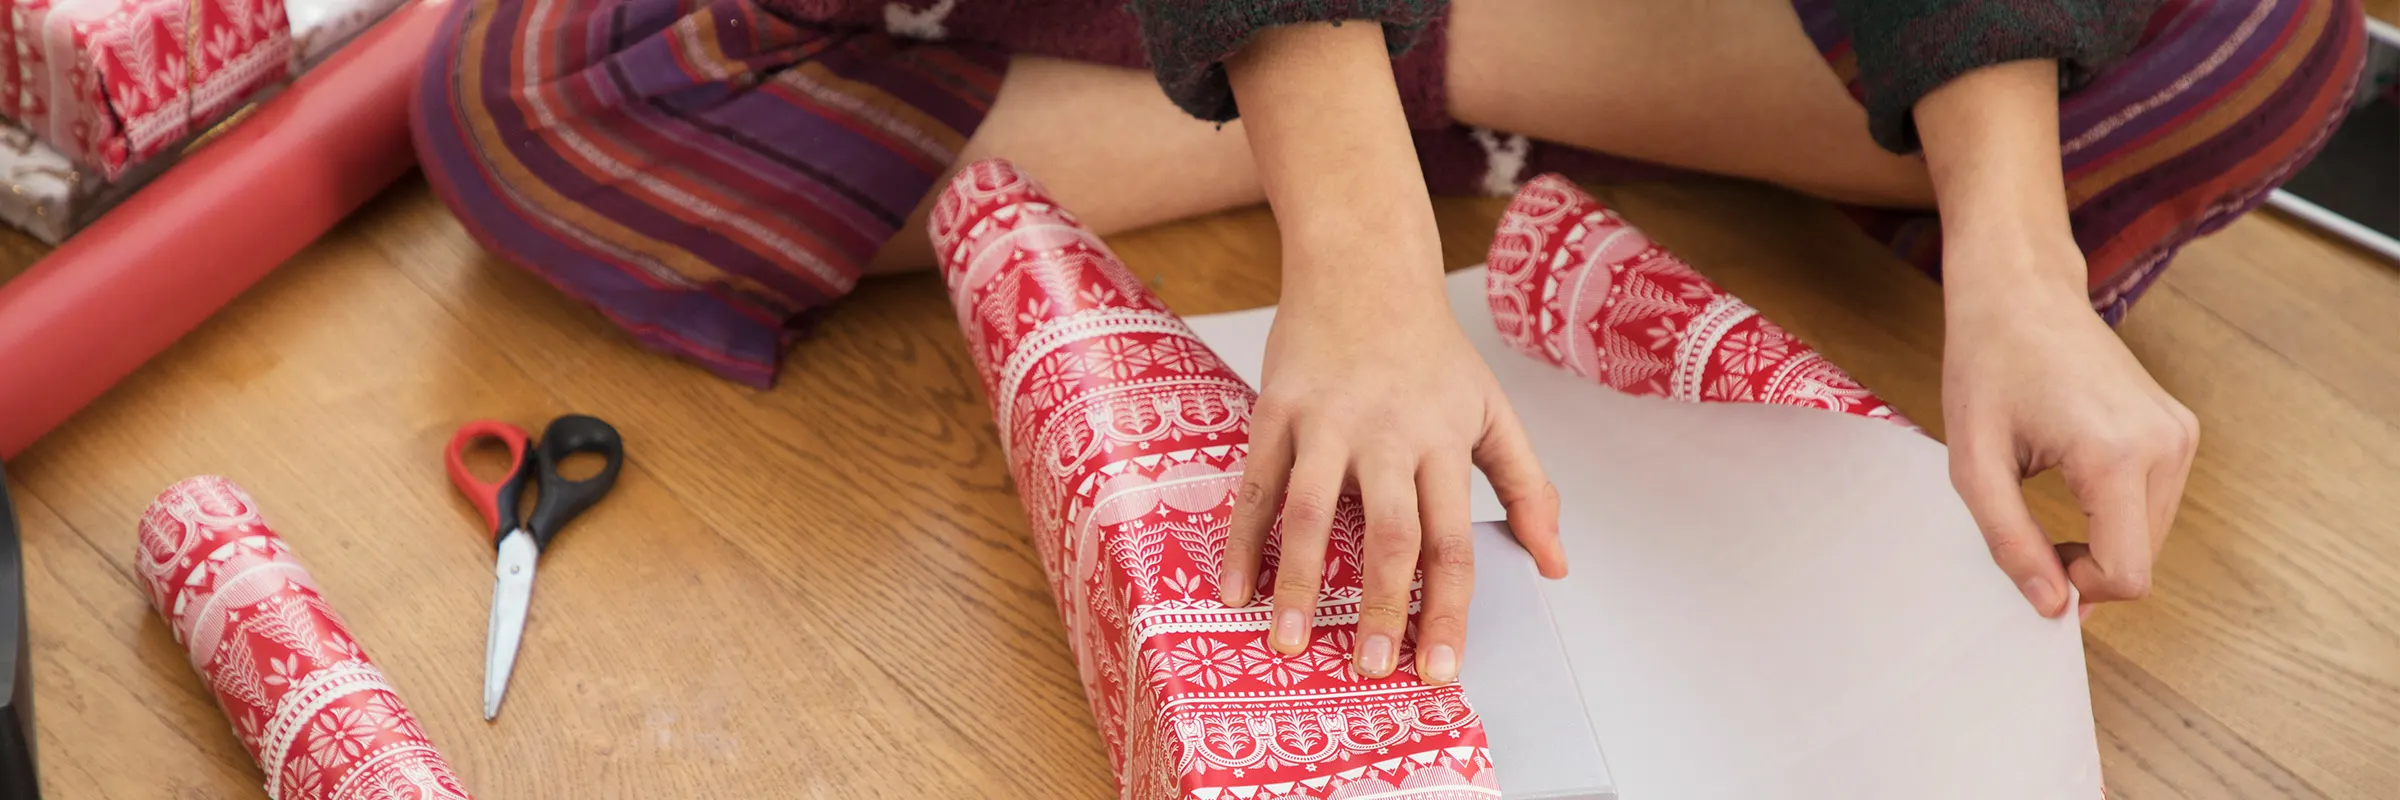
<box><xmin>0</xmin><ymin>0</ymin><xmax>398</xmax><ymax>243</ymax></box>
<box><xmin>1185</xmin><ymin>267</ymin><xmax>2102</xmax><ymax>800</ymax></box>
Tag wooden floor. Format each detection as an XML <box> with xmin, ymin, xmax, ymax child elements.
<box><xmin>5</xmin><ymin>164</ymin><xmax>2398</xmax><ymax>798</ymax></box>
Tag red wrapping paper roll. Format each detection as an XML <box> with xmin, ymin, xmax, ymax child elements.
<box><xmin>136</xmin><ymin>475</ymin><xmax>472</xmax><ymax>800</ymax></box>
<box><xmin>1488</xmin><ymin>174</ymin><xmax>1914</xmax><ymax>430</ymax></box>
<box><xmin>933</xmin><ymin>159</ymin><xmax>1495</xmax><ymax>800</ymax></box>
<box><xmin>0</xmin><ymin>0</ymin><xmax>448</xmax><ymax>460</ymax></box>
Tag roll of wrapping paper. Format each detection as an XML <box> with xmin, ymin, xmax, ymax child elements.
<box><xmin>1487</xmin><ymin>174</ymin><xmax>1916</xmax><ymax>430</ymax></box>
<box><xmin>136</xmin><ymin>476</ymin><xmax>472</xmax><ymax>799</ymax></box>
<box><xmin>0</xmin><ymin>0</ymin><xmax>445</xmax><ymax>460</ymax></box>
<box><xmin>933</xmin><ymin>159</ymin><xmax>1496</xmax><ymax>800</ymax></box>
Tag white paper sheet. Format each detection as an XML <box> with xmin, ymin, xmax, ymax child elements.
<box><xmin>1184</xmin><ymin>267</ymin><xmax>2101</xmax><ymax>800</ymax></box>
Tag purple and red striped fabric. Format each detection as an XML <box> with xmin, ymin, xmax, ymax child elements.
<box><xmin>414</xmin><ymin>0</ymin><xmax>2364</xmax><ymax>385</ymax></box>
<box><xmin>412</xmin><ymin>0</ymin><xmax>1003</xmax><ymax>386</ymax></box>
<box><xmin>1809</xmin><ymin>0</ymin><xmax>2367</xmax><ymax>322</ymax></box>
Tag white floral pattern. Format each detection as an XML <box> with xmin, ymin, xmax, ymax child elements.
<box><xmin>932</xmin><ymin>160</ymin><xmax>1496</xmax><ymax>799</ymax></box>
<box><xmin>1488</xmin><ymin>175</ymin><xmax>1917</xmax><ymax>431</ymax></box>
<box><xmin>137</xmin><ymin>477</ymin><xmax>471</xmax><ymax>800</ymax></box>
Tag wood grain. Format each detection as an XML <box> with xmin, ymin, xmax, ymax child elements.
<box><xmin>1</xmin><ymin>173</ymin><xmax>2395</xmax><ymax>798</ymax></box>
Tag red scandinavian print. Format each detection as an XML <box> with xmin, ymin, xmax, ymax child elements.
<box><xmin>1488</xmin><ymin>174</ymin><xmax>1915</xmax><ymax>430</ymax></box>
<box><xmin>18</xmin><ymin>0</ymin><xmax>291</xmax><ymax>178</ymax></box>
<box><xmin>933</xmin><ymin>159</ymin><xmax>1498</xmax><ymax>800</ymax></box>
<box><xmin>136</xmin><ymin>476</ymin><xmax>473</xmax><ymax>800</ymax></box>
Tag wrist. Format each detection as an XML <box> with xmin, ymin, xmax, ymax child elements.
<box><xmin>1941</xmin><ymin>242</ymin><xmax>2092</xmax><ymax>324</ymax></box>
<box><xmin>1275</xmin><ymin>186</ymin><xmax>1445</xmax><ymax>312</ymax></box>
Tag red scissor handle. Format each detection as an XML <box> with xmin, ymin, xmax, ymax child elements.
<box><xmin>445</xmin><ymin>420</ymin><xmax>532</xmax><ymax>540</ymax></box>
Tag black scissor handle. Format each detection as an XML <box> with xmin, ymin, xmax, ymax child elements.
<box><xmin>524</xmin><ymin>414</ymin><xmax>625</xmax><ymax>550</ymax></box>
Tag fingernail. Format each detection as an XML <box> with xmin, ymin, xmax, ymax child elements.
<box><xmin>1357</xmin><ymin>634</ymin><xmax>1395</xmax><ymax>677</ymax></box>
<box><xmin>1421</xmin><ymin>645</ymin><xmax>1458</xmax><ymax>684</ymax></box>
<box><xmin>2079</xmin><ymin>602</ymin><xmax>2095</xmax><ymax>622</ymax></box>
<box><xmin>2020</xmin><ymin>576</ymin><xmax>2063</xmax><ymax>615</ymax></box>
<box><xmin>1219</xmin><ymin>571</ymin><xmax>1248</xmax><ymax>606</ymax></box>
<box><xmin>1272</xmin><ymin>609</ymin><xmax>1308</xmax><ymax>653</ymax></box>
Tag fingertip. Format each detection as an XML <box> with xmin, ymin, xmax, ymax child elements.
<box><xmin>2018</xmin><ymin>574</ymin><xmax>2068</xmax><ymax>618</ymax></box>
<box><xmin>1269</xmin><ymin>604</ymin><xmax>1311</xmax><ymax>655</ymax></box>
<box><xmin>1417</xmin><ymin>643</ymin><xmax>1459</xmax><ymax>685</ymax></box>
<box><xmin>1217</xmin><ymin>572</ymin><xmax>1251</xmax><ymax>607</ymax></box>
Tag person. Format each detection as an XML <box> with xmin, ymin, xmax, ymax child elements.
<box><xmin>412</xmin><ymin>0</ymin><xmax>2367</xmax><ymax>684</ymax></box>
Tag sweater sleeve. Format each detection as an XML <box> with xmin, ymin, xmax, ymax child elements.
<box><xmin>1128</xmin><ymin>0</ymin><xmax>1447</xmax><ymax>122</ymax></box>
<box><xmin>1834</xmin><ymin>0</ymin><xmax>2162</xmax><ymax>153</ymax></box>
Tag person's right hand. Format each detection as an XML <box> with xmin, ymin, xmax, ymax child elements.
<box><xmin>1215</xmin><ymin>19</ymin><xmax>1564</xmax><ymax>686</ymax></box>
<box><xmin>1217</xmin><ymin>272</ymin><xmax>1567</xmax><ymax>685</ymax></box>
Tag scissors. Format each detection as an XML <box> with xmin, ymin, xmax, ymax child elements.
<box><xmin>444</xmin><ymin>414</ymin><xmax>625</xmax><ymax>720</ymax></box>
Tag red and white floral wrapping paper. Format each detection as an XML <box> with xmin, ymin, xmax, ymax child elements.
<box><xmin>1488</xmin><ymin>174</ymin><xmax>1914</xmax><ymax>430</ymax></box>
<box><xmin>933</xmin><ymin>159</ymin><xmax>1496</xmax><ymax>800</ymax></box>
<box><xmin>8</xmin><ymin>0</ymin><xmax>289</xmax><ymax>179</ymax></box>
<box><xmin>135</xmin><ymin>476</ymin><xmax>473</xmax><ymax>800</ymax></box>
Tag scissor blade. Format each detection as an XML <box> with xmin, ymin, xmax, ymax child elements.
<box><xmin>483</xmin><ymin>529</ymin><xmax>541</xmax><ymax>720</ymax></box>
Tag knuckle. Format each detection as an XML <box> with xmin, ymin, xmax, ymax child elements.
<box><xmin>1274</xmin><ymin>570</ymin><xmax>1321</xmax><ymax>597</ymax></box>
<box><xmin>1428</xmin><ymin>536</ymin><xmax>1476</xmax><ymax>574</ymax></box>
<box><xmin>1982</xmin><ymin>531</ymin><xmax>2042</xmax><ymax>566</ymax></box>
<box><xmin>1235</xmin><ymin>480</ymin><xmax>1273</xmax><ymax>513</ymax></box>
<box><xmin>1368</xmin><ymin>514</ymin><xmax>1422</xmax><ymax>545</ymax></box>
<box><xmin>1281</xmin><ymin>489</ymin><xmax>1332</xmax><ymax>523</ymax></box>
<box><xmin>1984</xmin><ymin>535</ymin><xmax>2025</xmax><ymax>565</ymax></box>
<box><xmin>1249</xmin><ymin>397</ymin><xmax>1292</xmax><ymax>429</ymax></box>
<box><xmin>1356</xmin><ymin>598</ymin><xmax>1413</xmax><ymax>626</ymax></box>
<box><xmin>2079</xmin><ymin>434</ymin><xmax>2145</xmax><ymax>467</ymax></box>
<box><xmin>2102</xmin><ymin>570</ymin><xmax>2152</xmax><ymax>600</ymax></box>
<box><xmin>1417</xmin><ymin>610</ymin><xmax>1466</xmax><ymax>635</ymax></box>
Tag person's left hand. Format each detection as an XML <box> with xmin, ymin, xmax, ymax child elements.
<box><xmin>1942</xmin><ymin>241</ymin><xmax>2200</xmax><ymax>619</ymax></box>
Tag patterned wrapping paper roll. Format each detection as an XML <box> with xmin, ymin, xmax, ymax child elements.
<box><xmin>932</xmin><ymin>159</ymin><xmax>1497</xmax><ymax>800</ymax></box>
<box><xmin>1488</xmin><ymin>174</ymin><xmax>1916</xmax><ymax>430</ymax></box>
<box><xmin>135</xmin><ymin>476</ymin><xmax>473</xmax><ymax>800</ymax></box>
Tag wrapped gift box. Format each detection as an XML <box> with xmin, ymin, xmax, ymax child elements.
<box><xmin>14</xmin><ymin>0</ymin><xmax>292</xmax><ymax>179</ymax></box>
<box><xmin>0</xmin><ymin>0</ymin><xmax>396</xmax><ymax>242</ymax></box>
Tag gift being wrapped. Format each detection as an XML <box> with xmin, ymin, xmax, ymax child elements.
<box><xmin>935</xmin><ymin>160</ymin><xmax>1928</xmax><ymax>798</ymax></box>
<box><xmin>933</xmin><ymin>160</ymin><xmax>1499</xmax><ymax>799</ymax></box>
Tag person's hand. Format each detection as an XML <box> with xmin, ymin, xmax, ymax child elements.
<box><xmin>1217</xmin><ymin>275</ymin><xmax>1567</xmax><ymax>684</ymax></box>
<box><xmin>1943</xmin><ymin>242</ymin><xmax>2199</xmax><ymax>619</ymax></box>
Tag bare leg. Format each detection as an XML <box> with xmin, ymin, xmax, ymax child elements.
<box><xmin>867</xmin><ymin>57</ymin><xmax>1265</xmax><ymax>272</ymax></box>
<box><xmin>875</xmin><ymin>0</ymin><xmax>1936</xmax><ymax>271</ymax></box>
<box><xmin>1447</xmin><ymin>0</ymin><xmax>1935</xmax><ymax>208</ymax></box>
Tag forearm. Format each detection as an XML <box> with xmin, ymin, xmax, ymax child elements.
<box><xmin>1226</xmin><ymin>22</ymin><xmax>1443</xmax><ymax>313</ymax></box>
<box><xmin>1914</xmin><ymin>59</ymin><xmax>2086</xmax><ymax>305</ymax></box>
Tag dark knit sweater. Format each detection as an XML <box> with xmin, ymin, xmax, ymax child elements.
<box><xmin>1827</xmin><ymin>0</ymin><xmax>2163</xmax><ymax>151</ymax></box>
<box><xmin>1129</xmin><ymin>0</ymin><xmax>2163</xmax><ymax>153</ymax></box>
